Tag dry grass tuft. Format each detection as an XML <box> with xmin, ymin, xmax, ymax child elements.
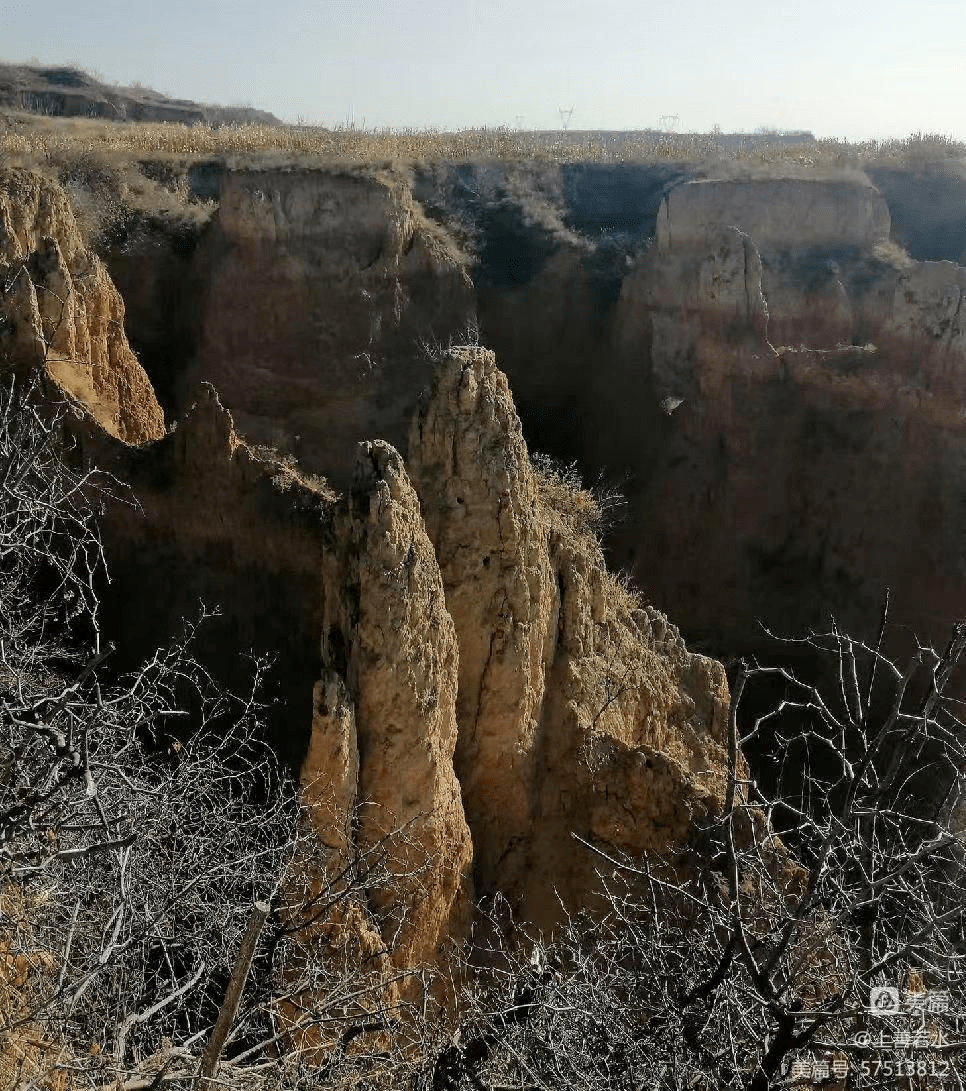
<box><xmin>0</xmin><ymin>887</ymin><xmax>72</xmax><ymax>1091</ymax></box>
<box><xmin>532</xmin><ymin>453</ymin><xmax>645</xmax><ymax>615</ymax></box>
<box><xmin>250</xmin><ymin>443</ymin><xmax>337</xmax><ymax>500</ymax></box>
<box><xmin>532</xmin><ymin>453</ymin><xmax>625</xmax><ymax>550</ymax></box>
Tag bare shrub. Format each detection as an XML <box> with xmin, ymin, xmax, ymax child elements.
<box><xmin>532</xmin><ymin>451</ymin><xmax>626</xmax><ymax>550</ymax></box>
<box><xmin>0</xmin><ymin>380</ymin><xmax>434</xmax><ymax>1091</ymax></box>
<box><xmin>436</xmin><ymin>607</ymin><xmax>966</xmax><ymax>1091</ymax></box>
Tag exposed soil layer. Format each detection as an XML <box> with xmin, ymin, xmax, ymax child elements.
<box><xmin>409</xmin><ymin>163</ymin><xmax>966</xmax><ymax>664</ymax></box>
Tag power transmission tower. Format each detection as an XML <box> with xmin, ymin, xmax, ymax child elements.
<box><xmin>559</xmin><ymin>106</ymin><xmax>575</xmax><ymax>131</ymax></box>
<box><xmin>658</xmin><ymin>113</ymin><xmax>679</xmax><ymax>132</ymax></box>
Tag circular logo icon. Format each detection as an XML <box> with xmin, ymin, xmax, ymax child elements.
<box><xmin>870</xmin><ymin>986</ymin><xmax>900</xmax><ymax>1015</ymax></box>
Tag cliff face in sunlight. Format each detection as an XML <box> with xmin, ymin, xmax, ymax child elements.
<box><xmin>94</xmin><ymin>348</ymin><xmax>729</xmax><ymax>953</ymax></box>
<box><xmin>301</xmin><ymin>346</ymin><xmax>729</xmax><ymax>937</ymax></box>
<box><xmin>408</xmin><ymin>348</ymin><xmax>728</xmax><ymax>923</ymax></box>
<box><xmin>0</xmin><ymin>168</ymin><xmax>164</xmax><ymax>443</ymax></box>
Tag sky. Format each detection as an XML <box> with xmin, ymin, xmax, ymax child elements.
<box><xmin>2</xmin><ymin>0</ymin><xmax>964</xmax><ymax>140</ymax></box>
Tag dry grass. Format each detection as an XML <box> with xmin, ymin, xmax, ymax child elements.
<box><xmin>2</xmin><ymin>111</ymin><xmax>964</xmax><ymax>171</ymax></box>
<box><xmin>532</xmin><ymin>453</ymin><xmax>626</xmax><ymax>551</ymax></box>
<box><xmin>532</xmin><ymin>453</ymin><xmax>646</xmax><ymax>617</ymax></box>
<box><xmin>2</xmin><ymin>111</ymin><xmax>962</xmax><ymax>250</ymax></box>
<box><xmin>249</xmin><ymin>443</ymin><xmax>337</xmax><ymax>500</ymax></box>
<box><xmin>0</xmin><ymin>119</ymin><xmax>218</xmax><ymax>246</ymax></box>
<box><xmin>0</xmin><ymin>887</ymin><xmax>72</xmax><ymax>1091</ymax></box>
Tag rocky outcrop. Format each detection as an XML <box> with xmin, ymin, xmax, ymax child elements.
<box><xmin>408</xmin><ymin>348</ymin><xmax>558</xmax><ymax>896</ymax></box>
<box><xmin>622</xmin><ymin>223</ymin><xmax>772</xmax><ymax>409</ymax></box>
<box><xmin>405</xmin><ymin>166</ymin><xmax>966</xmax><ymax>664</ymax></box>
<box><xmin>17</xmin><ymin>152</ymin><xmax>966</xmax><ymax>995</ymax></box>
<box><xmin>0</xmin><ymin>168</ymin><xmax>164</xmax><ymax>443</ymax></box>
<box><xmin>289</xmin><ymin>345</ymin><xmax>732</xmax><ymax>940</ymax></box>
<box><xmin>21</xmin><ymin>154</ymin><xmax>966</xmax><ymax>671</ymax></box>
<box><xmin>181</xmin><ymin>168</ymin><xmax>475</xmax><ymax>485</ymax></box>
<box><xmin>312</xmin><ymin>440</ymin><xmax>473</xmax><ymax>966</ymax></box>
<box><xmin>402</xmin><ymin>164</ymin><xmax>966</xmax><ymax>680</ymax></box>
<box><xmin>649</xmin><ymin>176</ymin><xmax>896</xmax><ymax>353</ymax></box>
<box><xmin>882</xmin><ymin>260</ymin><xmax>966</xmax><ymax>365</ymax></box>
<box><xmin>95</xmin><ymin>341</ymin><xmax>729</xmax><ymax>953</ymax></box>
<box><xmin>408</xmin><ymin>348</ymin><xmax>729</xmax><ymax>924</ymax></box>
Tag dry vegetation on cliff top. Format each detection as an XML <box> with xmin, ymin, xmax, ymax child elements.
<box><xmin>3</xmin><ymin>110</ymin><xmax>963</xmax><ymax>252</ymax></box>
<box><xmin>532</xmin><ymin>452</ymin><xmax>626</xmax><ymax>552</ymax></box>
<box><xmin>532</xmin><ymin>452</ymin><xmax>644</xmax><ymax>617</ymax></box>
<box><xmin>2</xmin><ymin>110</ymin><xmax>964</xmax><ymax>171</ymax></box>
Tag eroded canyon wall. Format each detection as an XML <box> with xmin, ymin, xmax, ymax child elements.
<box><xmin>93</xmin><ymin>347</ymin><xmax>730</xmax><ymax>942</ymax></box>
<box><xmin>295</xmin><ymin>345</ymin><xmax>729</xmax><ymax>933</ymax></box>
<box><xmin>0</xmin><ymin>168</ymin><xmax>729</xmax><ymax>947</ymax></box>
<box><xmin>177</xmin><ymin>167</ymin><xmax>475</xmax><ymax>484</ymax></box>
<box><xmin>115</xmin><ymin>158</ymin><xmax>964</xmax><ymax>667</ymax></box>
<box><xmin>610</xmin><ymin>174</ymin><xmax>966</xmax><ymax>655</ymax></box>
<box><xmin>0</xmin><ymin>167</ymin><xmax>164</xmax><ymax>443</ymax></box>
<box><xmin>94</xmin><ymin>384</ymin><xmax>332</xmax><ymax>768</ymax></box>
<box><xmin>93</xmin><ymin>153</ymin><xmax>966</xmax><ymax>679</ymax></box>
<box><xmin>34</xmin><ymin>150</ymin><xmax>966</xmax><ymax>673</ymax></box>
<box><xmin>408</xmin><ymin>162</ymin><xmax>966</xmax><ymax>660</ymax></box>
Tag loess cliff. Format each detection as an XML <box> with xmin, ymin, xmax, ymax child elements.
<box><xmin>305</xmin><ymin>344</ymin><xmax>726</xmax><ymax>934</ymax></box>
<box><xmin>91</xmin><ymin>342</ymin><xmax>728</xmax><ymax>948</ymax></box>
<box><xmin>403</xmin><ymin>160</ymin><xmax>966</xmax><ymax>663</ymax></box>
<box><xmin>7</xmin><ymin>149</ymin><xmax>966</xmax><ymax>956</ymax></box>
<box><xmin>408</xmin><ymin>348</ymin><xmax>728</xmax><ymax>922</ymax></box>
<box><xmin>0</xmin><ymin>167</ymin><xmax>163</xmax><ymax>443</ymax></box>
<box><xmin>0</xmin><ymin>164</ymin><xmax>731</xmax><ymax>958</ymax></box>
<box><xmin>174</xmin><ymin>167</ymin><xmax>475</xmax><ymax>484</ymax></box>
<box><xmin>159</xmin><ymin>154</ymin><xmax>961</xmax><ymax>666</ymax></box>
<box><xmin>609</xmin><ymin>170</ymin><xmax>966</xmax><ymax>657</ymax></box>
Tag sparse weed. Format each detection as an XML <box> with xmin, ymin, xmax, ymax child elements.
<box><xmin>417</xmin><ymin>318</ymin><xmax>482</xmax><ymax>364</ymax></box>
<box><xmin>532</xmin><ymin>451</ymin><xmax>627</xmax><ymax>551</ymax></box>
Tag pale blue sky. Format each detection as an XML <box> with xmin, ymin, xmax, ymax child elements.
<box><xmin>2</xmin><ymin>0</ymin><xmax>963</xmax><ymax>139</ymax></box>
